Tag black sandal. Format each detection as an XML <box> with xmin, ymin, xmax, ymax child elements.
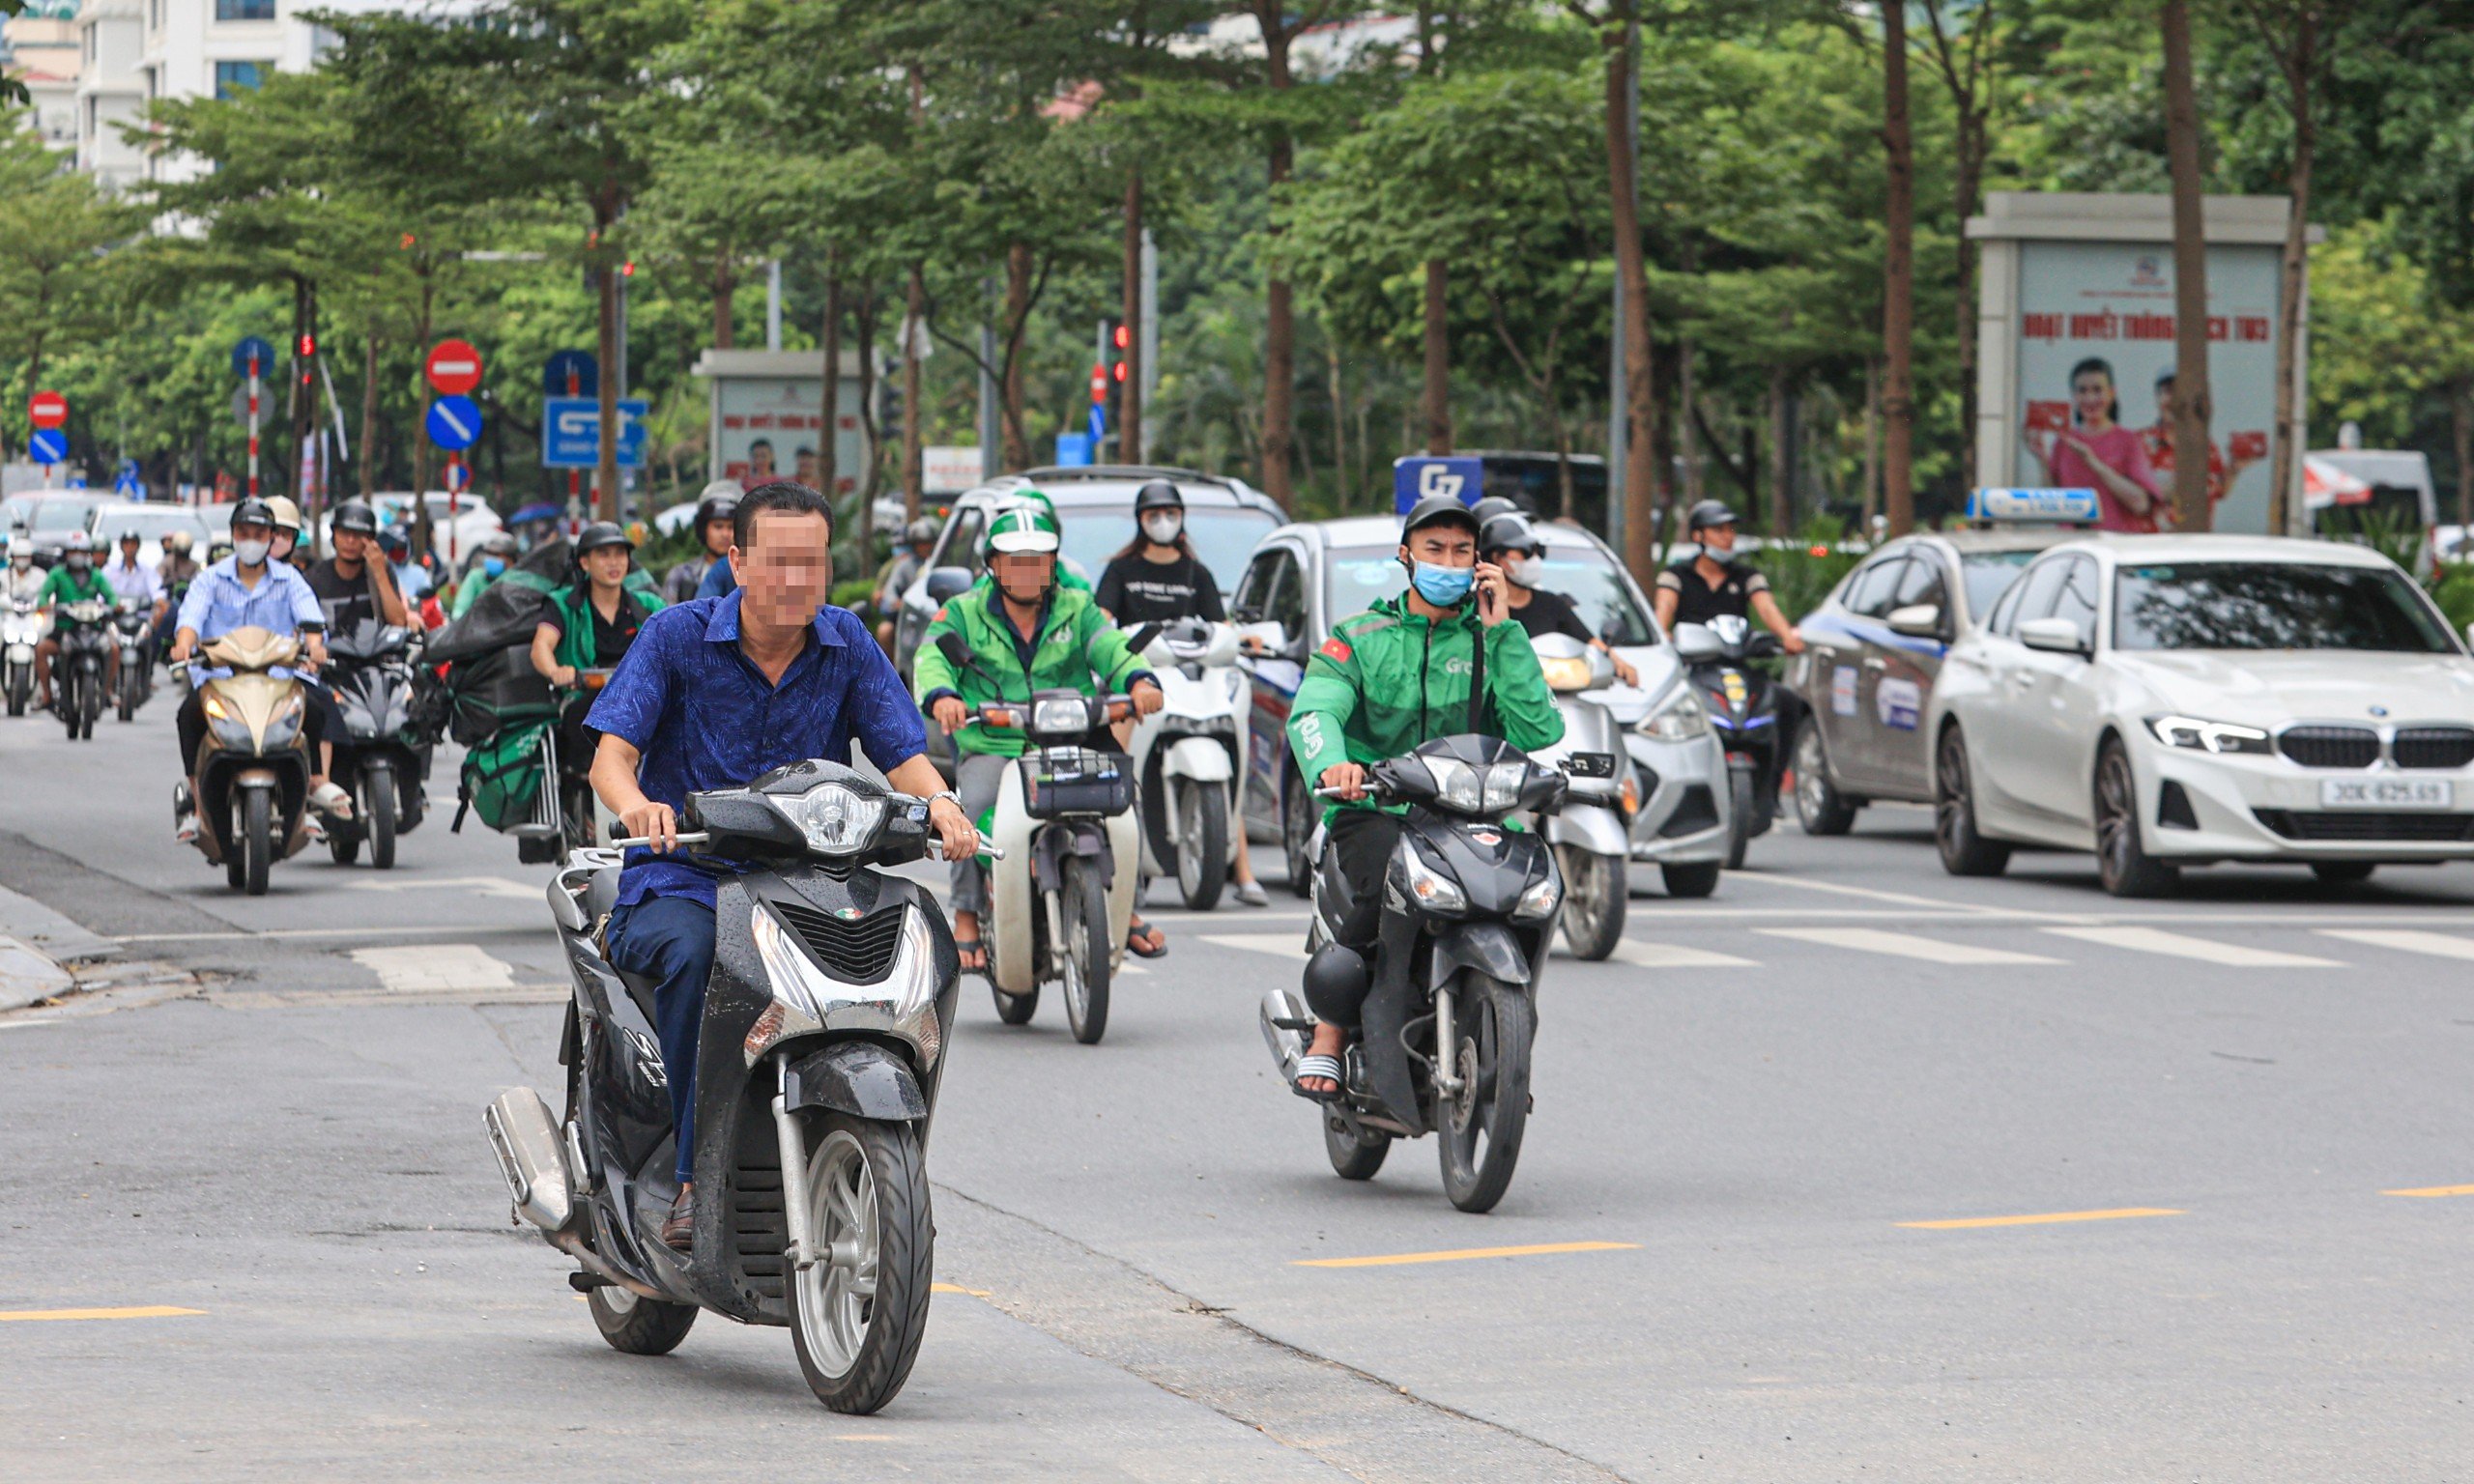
<box><xmin>1126</xmin><ymin>919</ymin><xmax>1167</xmax><ymax>959</ymax></box>
<box><xmin>955</xmin><ymin>937</ymin><xmax>987</xmax><ymax>973</ymax></box>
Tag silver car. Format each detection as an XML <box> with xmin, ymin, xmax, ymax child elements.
<box><xmin>1231</xmin><ymin>515</ymin><xmax>1732</xmax><ymax>899</ymax></box>
<box><xmin>1785</xmin><ymin>528</ymin><xmax>2070</xmax><ymax>832</ymax></box>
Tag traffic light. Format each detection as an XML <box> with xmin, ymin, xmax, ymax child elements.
<box><xmin>297</xmin><ymin>332</ymin><xmax>316</xmax><ymax>357</ymax></box>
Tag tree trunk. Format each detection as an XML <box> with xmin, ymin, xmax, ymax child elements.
<box><xmin>1260</xmin><ymin>10</ymin><xmax>1296</xmax><ymax>510</ymax></box>
<box><xmin>359</xmin><ymin>332</ymin><xmax>380</xmax><ymax>499</ymax></box>
<box><xmin>2162</xmin><ymin>0</ymin><xmax>2214</xmax><ymax>532</ymax></box>
<box><xmin>1767</xmin><ymin>365</ymin><xmax>1792</xmax><ymax>537</ymax></box>
<box><xmin>1327</xmin><ymin>335</ymin><xmax>1348</xmax><ymax>501</ymax></box>
<box><xmin>1954</xmin><ymin>110</ymin><xmax>1985</xmax><ymax>490</ymax></box>
<box><xmin>1862</xmin><ymin>354</ymin><xmax>1883</xmax><ymax>536</ymax></box>
<box><xmin>2268</xmin><ymin>12</ymin><xmax>2316</xmax><ymax>536</ymax></box>
<box><xmin>594</xmin><ymin>249</ymin><xmax>621</xmax><ymax>521</ymax></box>
<box><xmin>2455</xmin><ymin>375</ymin><xmax>2473</xmax><ymax>531</ymax></box>
<box><xmin>1603</xmin><ymin>9</ymin><xmax>1657</xmax><ymax>582</ymax></box>
<box><xmin>1121</xmin><ymin>165</ymin><xmax>1143</xmax><ymax>465</ymax></box>
<box><xmin>902</xmin><ymin>262</ymin><xmax>925</xmax><ymax>521</ymax></box>
<box><xmin>1003</xmin><ymin>243</ymin><xmax>1033</xmax><ymax>471</ymax></box>
<box><xmin>1881</xmin><ymin>0</ymin><xmax>1916</xmax><ymax>536</ymax></box>
<box><xmin>854</xmin><ymin>291</ymin><xmax>883</xmax><ymax>508</ymax></box>
<box><xmin>713</xmin><ymin>254</ymin><xmax>736</xmax><ymax>351</ymax></box>
<box><xmin>820</xmin><ymin>266</ymin><xmax>843</xmax><ymax>502</ymax></box>
<box><xmin>411</xmin><ymin>271</ymin><xmax>435</xmax><ymax>559</ymax></box>
<box><xmin>1677</xmin><ymin>336</ymin><xmax>1700</xmax><ymax>505</ymax></box>
<box><xmin>1423</xmin><ymin>258</ymin><xmax>1453</xmax><ymax>453</ymax></box>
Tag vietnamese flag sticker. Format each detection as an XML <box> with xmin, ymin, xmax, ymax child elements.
<box><xmin>1319</xmin><ymin>637</ymin><xmax>1352</xmax><ymax>664</ymax></box>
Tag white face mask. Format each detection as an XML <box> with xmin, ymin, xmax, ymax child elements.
<box><xmin>235</xmin><ymin>538</ymin><xmax>272</xmax><ymax>566</ymax></box>
<box><xmin>1507</xmin><ymin>556</ymin><xmax>1545</xmax><ymax>586</ymax></box>
<box><xmin>1141</xmin><ymin>513</ymin><xmax>1182</xmax><ymax>546</ymax></box>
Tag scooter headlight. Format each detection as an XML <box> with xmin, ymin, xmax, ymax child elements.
<box><xmin>1638</xmin><ymin>684</ymin><xmax>1712</xmax><ymax>742</ymax></box>
<box><xmin>262</xmin><ymin>692</ymin><xmax>304</xmax><ymax>746</ymax></box>
<box><xmin>1422</xmin><ymin>756</ymin><xmax>1484</xmax><ymax>813</ymax></box>
<box><xmin>779</xmin><ymin>781</ymin><xmax>888</xmax><ymax>856</ymax></box>
<box><xmin>1514</xmin><ymin>868</ymin><xmax>1563</xmax><ymax>921</ymax></box>
<box><xmin>1033</xmin><ymin>697</ymin><xmax>1093</xmax><ymax>735</ymax></box>
<box><xmin>1397</xmin><ymin>842</ymin><xmax>1468</xmax><ymax>915</ymax></box>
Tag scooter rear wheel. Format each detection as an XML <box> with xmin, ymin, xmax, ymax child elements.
<box><xmin>1324</xmin><ymin>1108</ymin><xmax>1390</xmax><ymax>1180</ymax></box>
<box><xmin>1060</xmin><ymin>861</ymin><xmax>1110</xmax><ymax>1045</ymax></box>
<box><xmin>1555</xmin><ymin>844</ymin><xmax>1625</xmax><ymax>961</ymax></box>
<box><xmin>787</xmin><ymin>1114</ymin><xmax>935</xmax><ymax>1414</ymax></box>
<box><xmin>588</xmin><ymin>1283</ymin><xmax>697</xmax><ymax>1356</ymax></box>
<box><xmin>991</xmin><ymin>982</ymin><xmax>1038</xmax><ymax>1025</ymax></box>
<box><xmin>1724</xmin><ymin>767</ymin><xmax>1756</xmax><ymax>870</ymax></box>
<box><xmin>1437</xmin><ymin>975</ymin><xmax>1535</xmax><ymax>1214</ymax></box>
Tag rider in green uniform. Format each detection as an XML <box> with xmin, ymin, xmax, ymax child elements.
<box><xmin>34</xmin><ymin>531</ymin><xmax>119</xmax><ymax>710</ymax></box>
<box><xmin>1281</xmin><ymin>493</ymin><xmax>1565</xmax><ymax>1097</ymax></box>
<box><xmin>914</xmin><ymin>506</ymin><xmax>1164</xmax><ymax>970</ymax></box>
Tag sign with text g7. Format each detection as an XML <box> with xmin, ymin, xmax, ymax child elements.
<box><xmin>542</xmin><ymin>397</ymin><xmax>648</xmax><ymax>469</ymax></box>
<box><xmin>1392</xmin><ymin>456</ymin><xmax>1484</xmax><ymax>515</ymax></box>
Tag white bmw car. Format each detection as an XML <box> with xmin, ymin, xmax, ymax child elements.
<box><xmin>1929</xmin><ymin>534</ymin><xmax>2474</xmax><ymax>896</ymax></box>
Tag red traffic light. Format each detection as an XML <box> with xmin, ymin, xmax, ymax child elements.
<box><xmin>1112</xmin><ymin>361</ymin><xmax>1127</xmax><ymax>383</ymax></box>
<box><xmin>619</xmin><ymin>261</ymin><xmax>636</xmax><ymax>278</ymax></box>
<box><xmin>297</xmin><ymin>333</ymin><xmax>317</xmax><ymax>357</ymax></box>
<box><xmin>1111</xmin><ymin>324</ymin><xmax>1130</xmax><ymax>350</ymax></box>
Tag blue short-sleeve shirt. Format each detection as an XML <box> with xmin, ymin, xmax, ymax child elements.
<box><xmin>585</xmin><ymin>592</ymin><xmax>928</xmax><ymax>911</ymax></box>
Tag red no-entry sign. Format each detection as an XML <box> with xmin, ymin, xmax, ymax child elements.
<box><xmin>27</xmin><ymin>390</ymin><xmax>67</xmax><ymax>430</ymax></box>
<box><xmin>424</xmin><ymin>339</ymin><xmax>483</xmax><ymax>396</ymax></box>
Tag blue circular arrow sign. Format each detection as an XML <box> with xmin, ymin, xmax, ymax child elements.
<box><xmin>231</xmin><ymin>335</ymin><xmax>275</xmax><ymax>379</ymax></box>
<box><xmin>542</xmin><ymin>349</ymin><xmax>598</xmax><ymax>397</ymax></box>
<box><xmin>425</xmin><ymin>394</ymin><xmax>481</xmax><ymax>451</ymax></box>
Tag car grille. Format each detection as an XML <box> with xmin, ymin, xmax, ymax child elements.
<box><xmin>768</xmin><ymin>899</ymin><xmax>906</xmax><ymax>985</ymax></box>
<box><xmin>1659</xmin><ymin>785</ymin><xmax>1721</xmax><ymax>838</ymax></box>
<box><xmin>2277</xmin><ymin>727</ymin><xmax>2379</xmax><ymax>768</ymax></box>
<box><xmin>2392</xmin><ymin>728</ymin><xmax>2474</xmax><ymax>770</ymax></box>
<box><xmin>2253</xmin><ymin>809</ymin><xmax>2474</xmax><ymax>842</ymax></box>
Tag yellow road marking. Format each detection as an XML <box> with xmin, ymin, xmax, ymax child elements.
<box><xmin>1293</xmin><ymin>1240</ymin><xmax>1637</xmax><ymax>1269</ymax></box>
<box><xmin>1898</xmin><ymin>1207</ymin><xmax>2182</xmax><ymax>1230</ymax></box>
<box><xmin>0</xmin><ymin>1305</ymin><xmax>205</xmax><ymax>1323</ymax></box>
<box><xmin>2383</xmin><ymin>1184</ymin><xmax>2474</xmax><ymax>1198</ymax></box>
<box><xmin>931</xmin><ymin>1282</ymin><xmax>992</xmax><ymax>1297</ymax></box>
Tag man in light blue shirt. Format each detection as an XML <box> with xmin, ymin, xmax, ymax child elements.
<box><xmin>168</xmin><ymin>499</ymin><xmax>344</xmax><ymax>840</ymax></box>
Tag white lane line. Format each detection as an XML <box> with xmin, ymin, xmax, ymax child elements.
<box><xmin>108</xmin><ymin>925</ymin><xmax>540</xmax><ymax>943</ymax></box>
<box><xmin>347</xmin><ymin>944</ymin><xmax>517</xmax><ymax>993</ymax></box>
<box><xmin>2043</xmin><ymin>926</ymin><xmax>2343</xmax><ymax>968</ymax></box>
<box><xmin>1200</xmin><ymin>933</ymin><xmax>1309</xmax><ymax>961</ymax></box>
<box><xmin>1728</xmin><ymin>873</ymin><xmax>2072</xmax><ymax>920</ymax></box>
<box><xmin>2316</xmin><ymin>928</ymin><xmax>2474</xmax><ymax>961</ymax></box>
<box><xmin>1757</xmin><ymin>927</ymin><xmax>2063</xmax><ymax>965</ymax></box>
<box><xmin>346</xmin><ymin>874</ymin><xmax>540</xmax><ymax>901</ymax></box>
<box><xmin>1605</xmin><ymin>940</ymin><xmax>1759</xmax><ymax>969</ymax></box>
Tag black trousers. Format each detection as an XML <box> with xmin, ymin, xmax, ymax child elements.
<box><xmin>1323</xmin><ymin>808</ymin><xmax>1403</xmax><ymax>954</ymax></box>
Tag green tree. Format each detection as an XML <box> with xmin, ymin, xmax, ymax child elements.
<box><xmin>0</xmin><ymin>107</ymin><xmax>122</xmax><ymax>465</ymax></box>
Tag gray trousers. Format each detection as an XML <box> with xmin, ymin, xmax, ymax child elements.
<box><xmin>948</xmin><ymin>752</ymin><xmax>1009</xmax><ymax>918</ymax></box>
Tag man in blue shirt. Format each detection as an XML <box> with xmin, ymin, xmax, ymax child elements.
<box><xmin>168</xmin><ymin>499</ymin><xmax>348</xmax><ymax>840</ymax></box>
<box><xmin>586</xmin><ymin>480</ymin><xmax>975</xmax><ymax>1253</ymax></box>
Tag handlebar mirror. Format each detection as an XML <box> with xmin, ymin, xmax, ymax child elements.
<box><xmin>1561</xmin><ymin>751</ymin><xmax>1618</xmax><ymax>780</ymax></box>
<box><xmin>923</xmin><ymin>566</ymin><xmax>974</xmax><ymax>603</ymax></box>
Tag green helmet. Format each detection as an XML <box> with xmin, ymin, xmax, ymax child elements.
<box><xmin>982</xmin><ymin>505</ymin><xmax>1059</xmax><ymax>558</ymax></box>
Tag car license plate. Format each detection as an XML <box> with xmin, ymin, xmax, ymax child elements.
<box><xmin>2319</xmin><ymin>778</ymin><xmax>2453</xmax><ymax>810</ymax></box>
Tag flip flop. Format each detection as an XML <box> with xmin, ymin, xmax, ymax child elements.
<box><xmin>954</xmin><ymin>937</ymin><xmax>987</xmax><ymax>973</ymax></box>
<box><xmin>1126</xmin><ymin>920</ymin><xmax>1167</xmax><ymax>959</ymax></box>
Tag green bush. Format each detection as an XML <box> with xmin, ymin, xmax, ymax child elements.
<box><xmin>2429</xmin><ymin>564</ymin><xmax>2474</xmax><ymax>635</ymax></box>
<box><xmin>1743</xmin><ymin>515</ymin><xmax>1863</xmax><ymax>625</ymax></box>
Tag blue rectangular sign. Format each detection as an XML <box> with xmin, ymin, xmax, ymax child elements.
<box><xmin>1392</xmin><ymin>456</ymin><xmax>1484</xmax><ymax>515</ymax></box>
<box><xmin>542</xmin><ymin>397</ymin><xmax>647</xmax><ymax>469</ymax></box>
<box><xmin>1967</xmin><ymin>486</ymin><xmax>2100</xmax><ymax>524</ymax></box>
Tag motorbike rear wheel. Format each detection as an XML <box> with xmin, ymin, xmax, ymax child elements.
<box><xmin>588</xmin><ymin>1282</ymin><xmax>697</xmax><ymax>1356</ymax></box>
<box><xmin>991</xmin><ymin>983</ymin><xmax>1038</xmax><ymax>1025</ymax></box>
<box><xmin>241</xmin><ymin>787</ymin><xmax>273</xmax><ymax>897</ymax></box>
<box><xmin>1059</xmin><ymin>860</ymin><xmax>1110</xmax><ymax>1045</ymax></box>
<box><xmin>1724</xmin><ymin>767</ymin><xmax>1755</xmax><ymax>869</ymax></box>
<box><xmin>1323</xmin><ymin>1108</ymin><xmax>1390</xmax><ymax>1181</ymax></box>
<box><xmin>328</xmin><ymin>829</ymin><xmax>361</xmax><ymax>866</ymax></box>
<box><xmin>1173</xmin><ymin>779</ymin><xmax>1228</xmax><ymax>911</ymax></box>
<box><xmin>365</xmin><ymin>768</ymin><xmax>398</xmax><ymax>870</ymax></box>
<box><xmin>61</xmin><ymin>670</ymin><xmax>81</xmax><ymax>741</ymax></box>
<box><xmin>1555</xmin><ymin>844</ymin><xmax>1625</xmax><ymax>962</ymax></box>
<box><xmin>1437</xmin><ymin>975</ymin><xmax>1535</xmax><ymax>1214</ymax></box>
<box><xmin>1660</xmin><ymin>860</ymin><xmax>1721</xmax><ymax>898</ymax></box>
<box><xmin>787</xmin><ymin>1114</ymin><xmax>935</xmax><ymax>1414</ymax></box>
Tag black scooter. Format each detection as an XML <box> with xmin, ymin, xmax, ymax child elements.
<box><xmin>485</xmin><ymin>759</ymin><xmax>981</xmax><ymax>1414</ymax></box>
<box><xmin>1675</xmin><ymin>614</ymin><xmax>1785</xmax><ymax>870</ymax></box>
<box><xmin>1257</xmin><ymin>734</ymin><xmax>1611</xmax><ymax>1213</ymax></box>
<box><xmin>324</xmin><ymin>621</ymin><xmax>431</xmax><ymax>869</ymax></box>
<box><xmin>53</xmin><ymin>600</ymin><xmax>111</xmax><ymax>741</ymax></box>
<box><xmin>111</xmin><ymin>597</ymin><xmax>153</xmax><ymax>721</ymax></box>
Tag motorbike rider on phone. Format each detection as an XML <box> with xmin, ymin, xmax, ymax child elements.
<box><xmin>1284</xmin><ymin>494</ymin><xmax>1565</xmax><ymax>1098</ymax></box>
<box><xmin>168</xmin><ymin>499</ymin><xmax>347</xmax><ymax>842</ymax></box>
<box><xmin>912</xmin><ymin>504</ymin><xmax>1166</xmax><ymax>972</ymax></box>
<box><xmin>1479</xmin><ymin>511</ymin><xmax>1639</xmax><ymax>687</ymax></box>
<box><xmin>584</xmin><ymin>481</ymin><xmax>977</xmax><ymax>1254</ymax></box>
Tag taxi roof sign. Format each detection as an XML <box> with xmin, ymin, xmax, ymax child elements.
<box><xmin>1968</xmin><ymin>486</ymin><xmax>2099</xmax><ymax>524</ymax></box>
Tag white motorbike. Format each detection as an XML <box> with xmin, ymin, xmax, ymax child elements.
<box><xmin>1525</xmin><ymin>635</ymin><xmax>1631</xmax><ymax>960</ymax></box>
<box><xmin>1127</xmin><ymin>617</ymin><xmax>1251</xmax><ymax>910</ymax></box>
<box><xmin>2</xmin><ymin>598</ymin><xmax>37</xmax><ymax>717</ymax></box>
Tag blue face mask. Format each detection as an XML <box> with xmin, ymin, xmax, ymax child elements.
<box><xmin>482</xmin><ymin>556</ymin><xmax>506</xmax><ymax>578</ymax></box>
<box><xmin>1409</xmin><ymin>559</ymin><xmax>1474</xmax><ymax>608</ymax></box>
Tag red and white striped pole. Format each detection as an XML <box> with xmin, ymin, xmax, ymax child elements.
<box><xmin>565</xmin><ymin>367</ymin><xmax>581</xmax><ymax>511</ymax></box>
<box><xmin>246</xmin><ymin>351</ymin><xmax>262</xmax><ymax>499</ymax></box>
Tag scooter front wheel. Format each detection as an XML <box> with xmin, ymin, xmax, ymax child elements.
<box><xmin>589</xmin><ymin>1282</ymin><xmax>697</xmax><ymax>1356</ymax></box>
<box><xmin>241</xmin><ymin>787</ymin><xmax>273</xmax><ymax>897</ymax></box>
<box><xmin>1437</xmin><ymin>975</ymin><xmax>1534</xmax><ymax>1213</ymax></box>
<box><xmin>1725</xmin><ymin>765</ymin><xmax>1756</xmax><ymax>870</ymax></box>
<box><xmin>1174</xmin><ymin>780</ymin><xmax>1228</xmax><ymax>911</ymax></box>
<box><xmin>365</xmin><ymin>768</ymin><xmax>398</xmax><ymax>870</ymax></box>
<box><xmin>1059</xmin><ymin>861</ymin><xmax>1110</xmax><ymax>1045</ymax></box>
<box><xmin>787</xmin><ymin>1114</ymin><xmax>935</xmax><ymax>1414</ymax></box>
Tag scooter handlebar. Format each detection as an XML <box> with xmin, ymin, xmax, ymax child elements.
<box><xmin>605</xmin><ymin>829</ymin><xmax>1005</xmax><ymax>861</ymax></box>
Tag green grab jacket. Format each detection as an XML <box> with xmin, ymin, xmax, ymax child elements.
<box><xmin>1285</xmin><ymin>594</ymin><xmax>1564</xmax><ymax>821</ymax></box>
<box><xmin>911</xmin><ymin>582</ymin><xmax>1149</xmax><ymax>759</ymax></box>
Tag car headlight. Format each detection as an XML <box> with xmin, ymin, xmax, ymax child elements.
<box><xmin>1398</xmin><ymin>842</ymin><xmax>1468</xmax><ymax>914</ymax></box>
<box><xmin>1638</xmin><ymin>684</ymin><xmax>1712</xmax><ymax>742</ymax></box>
<box><xmin>1032</xmin><ymin>696</ymin><xmax>1092</xmax><ymax>735</ymax></box>
<box><xmin>2146</xmin><ymin>714</ymin><xmax>2271</xmax><ymax>756</ymax></box>
<box><xmin>1539</xmin><ymin>655</ymin><xmax>1594</xmax><ymax>693</ymax></box>
<box><xmin>1514</xmin><ymin>868</ymin><xmax>1562</xmax><ymax>920</ymax></box>
<box><xmin>780</xmin><ymin>781</ymin><xmax>888</xmax><ymax>855</ymax></box>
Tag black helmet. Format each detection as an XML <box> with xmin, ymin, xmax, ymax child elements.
<box><xmin>1686</xmin><ymin>499</ymin><xmax>1739</xmax><ymax>534</ymax></box>
<box><xmin>694</xmin><ymin>481</ymin><xmax>741</xmax><ymax>532</ymax></box>
<box><xmin>904</xmin><ymin>516</ymin><xmax>940</xmax><ymax>546</ymax></box>
<box><xmin>1470</xmin><ymin>495</ymin><xmax>1524</xmax><ymax>528</ymax></box>
<box><xmin>230</xmin><ymin>498</ymin><xmax>276</xmax><ymax>531</ymax></box>
<box><xmin>1134</xmin><ymin>479</ymin><xmax>1184</xmax><ymax>515</ymax></box>
<box><xmin>1400</xmin><ymin>493</ymin><xmax>1480</xmax><ymax>540</ymax></box>
<box><xmin>575</xmin><ymin>521</ymin><xmax>633</xmax><ymax>556</ymax></box>
<box><xmin>331</xmin><ymin>499</ymin><xmax>379</xmax><ymax>536</ymax></box>
<box><xmin>1479</xmin><ymin>512</ymin><xmax>1539</xmax><ymax>557</ymax></box>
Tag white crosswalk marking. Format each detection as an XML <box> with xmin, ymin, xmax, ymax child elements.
<box><xmin>2043</xmin><ymin>926</ymin><xmax>2341</xmax><ymax>968</ymax></box>
<box><xmin>1606</xmin><ymin>940</ymin><xmax>1759</xmax><ymax>969</ymax></box>
<box><xmin>2316</xmin><ymin>928</ymin><xmax>2474</xmax><ymax>961</ymax></box>
<box><xmin>1200</xmin><ymin>933</ymin><xmax>1310</xmax><ymax>961</ymax></box>
<box><xmin>348</xmin><ymin>944</ymin><xmax>517</xmax><ymax>993</ymax></box>
<box><xmin>1757</xmin><ymin>927</ymin><xmax>2062</xmax><ymax>965</ymax></box>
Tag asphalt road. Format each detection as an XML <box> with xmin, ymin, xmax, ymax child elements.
<box><xmin>8</xmin><ymin>699</ymin><xmax>2474</xmax><ymax>1480</ymax></box>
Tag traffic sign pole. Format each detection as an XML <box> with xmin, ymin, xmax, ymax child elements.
<box><xmin>247</xmin><ymin>352</ymin><xmax>262</xmax><ymax>499</ymax></box>
<box><xmin>566</xmin><ymin>368</ymin><xmax>581</xmax><ymax>509</ymax></box>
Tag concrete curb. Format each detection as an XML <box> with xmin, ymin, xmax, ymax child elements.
<box><xmin>0</xmin><ymin>880</ymin><xmax>118</xmax><ymax>969</ymax></box>
<box><xmin>0</xmin><ymin>935</ymin><xmax>73</xmax><ymax>1012</ymax></box>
